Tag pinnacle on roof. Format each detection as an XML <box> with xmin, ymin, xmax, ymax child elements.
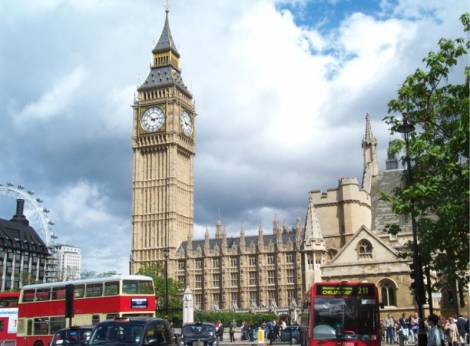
<box><xmin>153</xmin><ymin>9</ymin><xmax>180</xmax><ymax>57</ymax></box>
<box><xmin>363</xmin><ymin>113</ymin><xmax>377</xmax><ymax>144</ymax></box>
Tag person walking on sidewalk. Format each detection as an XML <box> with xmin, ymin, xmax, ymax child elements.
<box><xmin>229</xmin><ymin>320</ymin><xmax>236</xmax><ymax>342</ymax></box>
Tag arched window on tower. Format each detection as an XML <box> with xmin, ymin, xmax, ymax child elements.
<box><xmin>357</xmin><ymin>239</ymin><xmax>373</xmax><ymax>259</ymax></box>
<box><xmin>379</xmin><ymin>278</ymin><xmax>397</xmax><ymax>306</ymax></box>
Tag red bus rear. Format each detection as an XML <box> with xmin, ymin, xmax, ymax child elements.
<box><xmin>0</xmin><ymin>291</ymin><xmax>20</xmax><ymax>341</ymax></box>
<box><xmin>301</xmin><ymin>281</ymin><xmax>380</xmax><ymax>346</ymax></box>
<box><xmin>16</xmin><ymin>275</ymin><xmax>156</xmax><ymax>346</ymax></box>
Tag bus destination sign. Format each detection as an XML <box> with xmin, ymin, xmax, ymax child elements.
<box><xmin>316</xmin><ymin>285</ymin><xmax>373</xmax><ymax>297</ymax></box>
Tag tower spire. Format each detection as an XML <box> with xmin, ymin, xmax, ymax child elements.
<box><xmin>153</xmin><ymin>8</ymin><xmax>180</xmax><ymax>57</ymax></box>
<box><xmin>361</xmin><ymin>113</ymin><xmax>379</xmax><ymax>191</ymax></box>
<box><xmin>363</xmin><ymin>113</ymin><xmax>376</xmax><ymax>144</ymax></box>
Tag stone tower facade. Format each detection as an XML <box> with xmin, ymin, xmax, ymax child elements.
<box><xmin>131</xmin><ymin>11</ymin><xmax>195</xmax><ymax>273</ymax></box>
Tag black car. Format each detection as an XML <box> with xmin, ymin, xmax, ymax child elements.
<box><xmin>179</xmin><ymin>322</ymin><xmax>218</xmax><ymax>346</ymax></box>
<box><xmin>50</xmin><ymin>326</ymin><xmax>93</xmax><ymax>346</ymax></box>
<box><xmin>280</xmin><ymin>325</ymin><xmax>302</xmax><ymax>343</ymax></box>
<box><xmin>87</xmin><ymin>317</ymin><xmax>174</xmax><ymax>346</ymax></box>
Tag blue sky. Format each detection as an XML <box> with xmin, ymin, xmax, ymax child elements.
<box><xmin>0</xmin><ymin>0</ymin><xmax>467</xmax><ymax>274</ymax></box>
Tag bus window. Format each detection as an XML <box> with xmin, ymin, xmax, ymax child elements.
<box><xmin>34</xmin><ymin>317</ymin><xmax>49</xmax><ymax>335</ymax></box>
<box><xmin>23</xmin><ymin>289</ymin><xmax>35</xmax><ymax>302</ymax></box>
<box><xmin>75</xmin><ymin>285</ymin><xmax>85</xmax><ymax>298</ymax></box>
<box><xmin>0</xmin><ymin>320</ymin><xmax>4</xmax><ymax>332</ymax></box>
<box><xmin>123</xmin><ymin>280</ymin><xmax>154</xmax><ymax>294</ymax></box>
<box><xmin>52</xmin><ymin>287</ymin><xmax>66</xmax><ymax>300</ymax></box>
<box><xmin>36</xmin><ymin>288</ymin><xmax>51</xmax><ymax>301</ymax></box>
<box><xmin>86</xmin><ymin>284</ymin><xmax>103</xmax><ymax>297</ymax></box>
<box><xmin>139</xmin><ymin>281</ymin><xmax>153</xmax><ymax>294</ymax></box>
<box><xmin>50</xmin><ymin>317</ymin><xmax>66</xmax><ymax>334</ymax></box>
<box><xmin>27</xmin><ymin>319</ymin><xmax>33</xmax><ymax>335</ymax></box>
<box><xmin>104</xmin><ymin>281</ymin><xmax>119</xmax><ymax>296</ymax></box>
<box><xmin>123</xmin><ymin>281</ymin><xmax>138</xmax><ymax>294</ymax></box>
<box><xmin>92</xmin><ymin>315</ymin><xmax>100</xmax><ymax>326</ymax></box>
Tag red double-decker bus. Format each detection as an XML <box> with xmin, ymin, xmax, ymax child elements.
<box><xmin>301</xmin><ymin>281</ymin><xmax>380</xmax><ymax>346</ymax></box>
<box><xmin>0</xmin><ymin>291</ymin><xmax>20</xmax><ymax>341</ymax></box>
<box><xmin>16</xmin><ymin>275</ymin><xmax>156</xmax><ymax>346</ymax></box>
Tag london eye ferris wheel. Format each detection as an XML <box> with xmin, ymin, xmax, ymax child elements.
<box><xmin>0</xmin><ymin>182</ymin><xmax>57</xmax><ymax>247</ymax></box>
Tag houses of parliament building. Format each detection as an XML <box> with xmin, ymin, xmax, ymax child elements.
<box><xmin>129</xmin><ymin>10</ymin><xmax>459</xmax><ymax>317</ymax></box>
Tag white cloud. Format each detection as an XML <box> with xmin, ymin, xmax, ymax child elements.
<box><xmin>15</xmin><ymin>66</ymin><xmax>86</xmax><ymax>123</ymax></box>
<box><xmin>48</xmin><ymin>180</ymin><xmax>129</xmax><ymax>274</ymax></box>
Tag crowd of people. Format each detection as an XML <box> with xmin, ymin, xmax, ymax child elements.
<box><xmin>382</xmin><ymin>313</ymin><xmax>469</xmax><ymax>346</ymax></box>
<box><xmin>215</xmin><ymin>318</ymin><xmax>289</xmax><ymax>343</ymax></box>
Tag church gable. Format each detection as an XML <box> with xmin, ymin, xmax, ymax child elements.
<box><xmin>330</xmin><ymin>226</ymin><xmax>399</xmax><ymax>265</ymax></box>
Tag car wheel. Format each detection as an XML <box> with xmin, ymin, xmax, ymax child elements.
<box><xmin>34</xmin><ymin>341</ymin><xmax>44</xmax><ymax>346</ymax></box>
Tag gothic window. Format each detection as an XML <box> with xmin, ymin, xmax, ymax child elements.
<box><xmin>379</xmin><ymin>279</ymin><xmax>397</xmax><ymax>306</ymax></box>
<box><xmin>231</xmin><ymin>273</ymin><xmax>239</xmax><ymax>287</ymax></box>
<box><xmin>212</xmin><ymin>258</ymin><xmax>220</xmax><ymax>267</ymax></box>
<box><xmin>249</xmin><ymin>271</ymin><xmax>257</xmax><ymax>286</ymax></box>
<box><xmin>178</xmin><ymin>275</ymin><xmax>185</xmax><ymax>286</ymax></box>
<box><xmin>307</xmin><ymin>254</ymin><xmax>314</xmax><ymax>269</ymax></box>
<box><xmin>286</xmin><ymin>253</ymin><xmax>294</xmax><ymax>263</ymax></box>
<box><xmin>287</xmin><ymin>290</ymin><xmax>296</xmax><ymax>305</ymax></box>
<box><xmin>286</xmin><ymin>270</ymin><xmax>295</xmax><ymax>284</ymax></box>
<box><xmin>250</xmin><ymin>291</ymin><xmax>258</xmax><ymax>306</ymax></box>
<box><xmin>230</xmin><ymin>257</ymin><xmax>238</xmax><ymax>267</ymax></box>
<box><xmin>358</xmin><ymin>239</ymin><xmax>373</xmax><ymax>259</ymax></box>
<box><xmin>249</xmin><ymin>256</ymin><xmax>257</xmax><ymax>266</ymax></box>
<box><xmin>195</xmin><ymin>259</ymin><xmax>203</xmax><ymax>270</ymax></box>
<box><xmin>178</xmin><ymin>261</ymin><xmax>185</xmax><ymax>271</ymax></box>
<box><xmin>328</xmin><ymin>249</ymin><xmax>338</xmax><ymax>260</ymax></box>
<box><xmin>195</xmin><ymin>294</ymin><xmax>202</xmax><ymax>309</ymax></box>
<box><xmin>231</xmin><ymin>293</ymin><xmax>239</xmax><ymax>307</ymax></box>
<box><xmin>267</xmin><ymin>271</ymin><xmax>275</xmax><ymax>285</ymax></box>
<box><xmin>268</xmin><ymin>290</ymin><xmax>276</xmax><ymax>306</ymax></box>
<box><xmin>267</xmin><ymin>255</ymin><xmax>275</xmax><ymax>265</ymax></box>
<box><xmin>212</xmin><ymin>274</ymin><xmax>220</xmax><ymax>288</ymax></box>
<box><xmin>195</xmin><ymin>275</ymin><xmax>203</xmax><ymax>289</ymax></box>
<box><xmin>213</xmin><ymin>293</ymin><xmax>220</xmax><ymax>308</ymax></box>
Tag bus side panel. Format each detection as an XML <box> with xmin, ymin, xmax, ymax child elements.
<box><xmin>16</xmin><ymin>335</ymin><xmax>51</xmax><ymax>346</ymax></box>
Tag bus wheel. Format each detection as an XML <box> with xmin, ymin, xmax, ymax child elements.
<box><xmin>34</xmin><ymin>341</ymin><xmax>44</xmax><ymax>346</ymax></box>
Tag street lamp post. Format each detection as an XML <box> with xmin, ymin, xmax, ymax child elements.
<box><xmin>397</xmin><ymin>117</ymin><xmax>427</xmax><ymax>346</ymax></box>
<box><xmin>164</xmin><ymin>250</ymin><xmax>169</xmax><ymax>316</ymax></box>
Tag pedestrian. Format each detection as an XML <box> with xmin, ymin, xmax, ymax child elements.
<box><xmin>456</xmin><ymin>315</ymin><xmax>467</xmax><ymax>346</ymax></box>
<box><xmin>218</xmin><ymin>320</ymin><xmax>224</xmax><ymax>342</ymax></box>
<box><xmin>385</xmin><ymin>314</ymin><xmax>395</xmax><ymax>344</ymax></box>
<box><xmin>427</xmin><ymin>314</ymin><xmax>444</xmax><ymax>346</ymax></box>
<box><xmin>445</xmin><ymin>317</ymin><xmax>460</xmax><ymax>346</ymax></box>
<box><xmin>268</xmin><ymin>320</ymin><xmax>276</xmax><ymax>345</ymax></box>
<box><xmin>229</xmin><ymin>319</ymin><xmax>236</xmax><ymax>342</ymax></box>
<box><xmin>241</xmin><ymin>321</ymin><xmax>248</xmax><ymax>341</ymax></box>
<box><xmin>409</xmin><ymin>314</ymin><xmax>418</xmax><ymax>344</ymax></box>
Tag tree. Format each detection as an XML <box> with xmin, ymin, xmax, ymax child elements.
<box><xmin>383</xmin><ymin>13</ymin><xmax>469</xmax><ymax>294</ymax></box>
<box><xmin>136</xmin><ymin>263</ymin><xmax>182</xmax><ymax>314</ymax></box>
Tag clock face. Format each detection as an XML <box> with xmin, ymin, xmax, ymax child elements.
<box><xmin>180</xmin><ymin>111</ymin><xmax>193</xmax><ymax>137</ymax></box>
<box><xmin>141</xmin><ymin>107</ymin><xmax>165</xmax><ymax>132</ymax></box>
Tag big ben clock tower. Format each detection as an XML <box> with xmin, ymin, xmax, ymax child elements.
<box><xmin>131</xmin><ymin>10</ymin><xmax>195</xmax><ymax>274</ymax></box>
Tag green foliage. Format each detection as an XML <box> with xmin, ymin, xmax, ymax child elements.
<box><xmin>383</xmin><ymin>13</ymin><xmax>469</xmax><ymax>290</ymax></box>
<box><xmin>194</xmin><ymin>311</ymin><xmax>277</xmax><ymax>326</ymax></box>
<box><xmin>136</xmin><ymin>263</ymin><xmax>183</xmax><ymax>311</ymax></box>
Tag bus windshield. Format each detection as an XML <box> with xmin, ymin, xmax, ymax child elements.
<box><xmin>313</xmin><ymin>297</ymin><xmax>377</xmax><ymax>341</ymax></box>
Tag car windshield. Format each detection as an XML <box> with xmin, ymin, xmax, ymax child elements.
<box><xmin>53</xmin><ymin>329</ymin><xmax>92</xmax><ymax>345</ymax></box>
<box><xmin>89</xmin><ymin>322</ymin><xmax>145</xmax><ymax>345</ymax></box>
<box><xmin>182</xmin><ymin>325</ymin><xmax>215</xmax><ymax>337</ymax></box>
<box><xmin>313</xmin><ymin>297</ymin><xmax>377</xmax><ymax>341</ymax></box>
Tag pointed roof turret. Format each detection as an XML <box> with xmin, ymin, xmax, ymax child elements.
<box><xmin>304</xmin><ymin>197</ymin><xmax>326</xmax><ymax>251</ymax></box>
<box><xmin>153</xmin><ymin>9</ymin><xmax>180</xmax><ymax>57</ymax></box>
<box><xmin>362</xmin><ymin>113</ymin><xmax>377</xmax><ymax>145</ymax></box>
